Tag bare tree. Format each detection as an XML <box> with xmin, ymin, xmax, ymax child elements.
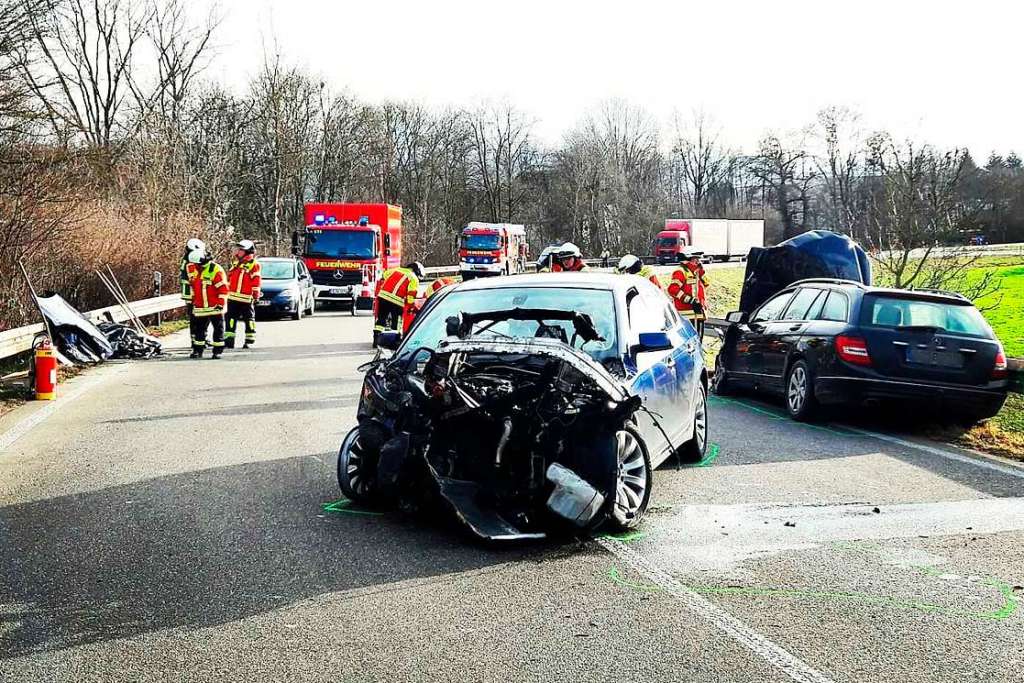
<box><xmin>749</xmin><ymin>132</ymin><xmax>817</xmax><ymax>239</ymax></box>
<box><xmin>865</xmin><ymin>137</ymin><xmax>997</xmax><ymax>300</ymax></box>
<box><xmin>145</xmin><ymin>0</ymin><xmax>218</xmax><ymax>126</ymax></box>
<box><xmin>670</xmin><ymin>111</ymin><xmax>733</xmax><ymax>216</ymax></box>
<box><xmin>468</xmin><ymin>101</ymin><xmax>535</xmax><ymax>222</ymax></box>
<box><xmin>813</xmin><ymin>106</ymin><xmax>863</xmax><ymax>236</ymax></box>
<box><xmin>20</xmin><ymin>0</ymin><xmax>152</xmax><ymax>149</ymax></box>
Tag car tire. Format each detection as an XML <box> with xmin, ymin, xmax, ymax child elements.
<box><xmin>307</xmin><ymin>295</ymin><xmax>315</xmax><ymax>316</ymax></box>
<box><xmin>291</xmin><ymin>302</ymin><xmax>303</xmax><ymax>321</ymax></box>
<box><xmin>785</xmin><ymin>360</ymin><xmax>817</xmax><ymax>421</ymax></box>
<box><xmin>678</xmin><ymin>384</ymin><xmax>709</xmax><ymax>463</ymax></box>
<box><xmin>712</xmin><ymin>354</ymin><xmax>731</xmax><ymax>395</ymax></box>
<box><xmin>607</xmin><ymin>425</ymin><xmax>652</xmax><ymax>531</ymax></box>
<box><xmin>337</xmin><ymin>426</ymin><xmax>379</xmax><ymax>504</ymax></box>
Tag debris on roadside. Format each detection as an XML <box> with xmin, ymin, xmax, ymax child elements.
<box><xmin>784</xmin><ymin>521</ymin><xmax>796</xmax><ymax>527</ymax></box>
<box><xmin>35</xmin><ymin>293</ymin><xmax>113</xmax><ymax>364</ymax></box>
<box><xmin>97</xmin><ymin>322</ymin><xmax>162</xmax><ymax>359</ymax></box>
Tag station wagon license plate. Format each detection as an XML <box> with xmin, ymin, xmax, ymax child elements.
<box><xmin>906</xmin><ymin>348</ymin><xmax>964</xmax><ymax>368</ymax></box>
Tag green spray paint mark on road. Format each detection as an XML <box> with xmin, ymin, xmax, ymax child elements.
<box><xmin>696</xmin><ymin>442</ymin><xmax>721</xmax><ymax>467</ymax></box>
<box><xmin>709</xmin><ymin>395</ymin><xmax>855</xmax><ymax>437</ymax></box>
<box><xmin>606</xmin><ymin>567</ymin><xmax>1018</xmax><ymax>622</ymax></box>
<box><xmin>321</xmin><ymin>498</ymin><xmax>385</xmax><ymax>516</ymax></box>
<box><xmin>599</xmin><ymin>530</ymin><xmax>647</xmax><ymax>543</ymax></box>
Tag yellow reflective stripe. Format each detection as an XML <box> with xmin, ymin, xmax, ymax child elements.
<box><xmin>226</xmin><ymin>292</ymin><xmax>254</xmax><ymax>302</ymax></box>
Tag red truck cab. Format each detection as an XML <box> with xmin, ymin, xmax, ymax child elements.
<box><xmin>295</xmin><ymin>203</ymin><xmax>402</xmax><ymax>312</ymax></box>
<box><xmin>655</xmin><ymin>220</ymin><xmax>690</xmax><ymax>264</ymax></box>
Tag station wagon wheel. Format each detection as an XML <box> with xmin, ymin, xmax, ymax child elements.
<box><xmin>337</xmin><ymin>426</ymin><xmax>379</xmax><ymax>504</ymax></box>
<box><xmin>608</xmin><ymin>426</ymin><xmax>651</xmax><ymax>530</ymax></box>
<box><xmin>712</xmin><ymin>354</ymin><xmax>730</xmax><ymax>395</ymax></box>
<box><xmin>785</xmin><ymin>360</ymin><xmax>817</xmax><ymax>422</ymax></box>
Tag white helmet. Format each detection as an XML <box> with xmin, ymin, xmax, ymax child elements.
<box><xmin>186</xmin><ymin>238</ymin><xmax>205</xmax><ymax>252</ymax></box>
<box><xmin>557</xmin><ymin>242</ymin><xmax>582</xmax><ymax>259</ymax></box>
<box><xmin>187</xmin><ymin>247</ymin><xmax>206</xmax><ymax>264</ymax></box>
<box><xmin>616</xmin><ymin>254</ymin><xmax>642</xmax><ymax>275</ymax></box>
<box><xmin>235</xmin><ymin>239</ymin><xmax>256</xmax><ymax>255</ymax></box>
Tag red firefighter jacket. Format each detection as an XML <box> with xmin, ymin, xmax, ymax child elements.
<box><xmin>666</xmin><ymin>264</ymin><xmax>708</xmax><ymax>320</ymax></box>
<box><xmin>375</xmin><ymin>267</ymin><xmax>419</xmax><ymax>308</ymax></box>
<box><xmin>227</xmin><ymin>257</ymin><xmax>262</xmax><ymax>303</ymax></box>
<box><xmin>425</xmin><ymin>276</ymin><xmax>458</xmax><ymax>299</ymax></box>
<box><xmin>187</xmin><ymin>261</ymin><xmax>228</xmax><ymax>316</ymax></box>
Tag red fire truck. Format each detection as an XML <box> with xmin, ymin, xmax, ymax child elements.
<box><xmin>293</xmin><ymin>203</ymin><xmax>402</xmax><ymax>313</ymax></box>
<box><xmin>458</xmin><ymin>222</ymin><xmax>528</xmax><ymax>279</ymax></box>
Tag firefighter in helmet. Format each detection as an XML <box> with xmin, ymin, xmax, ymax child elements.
<box><xmin>424</xmin><ymin>275</ymin><xmax>459</xmax><ymax>300</ymax></box>
<box><xmin>180</xmin><ymin>238</ymin><xmax>205</xmax><ymax>313</ymax></box>
<box><xmin>225</xmin><ymin>239</ymin><xmax>262</xmax><ymax>349</ymax></box>
<box><xmin>615</xmin><ymin>254</ymin><xmax>662</xmax><ymax>289</ymax></box>
<box><xmin>666</xmin><ymin>252</ymin><xmax>708</xmax><ymax>339</ymax></box>
<box><xmin>540</xmin><ymin>242</ymin><xmax>588</xmax><ymax>272</ymax></box>
<box><xmin>373</xmin><ymin>261</ymin><xmax>425</xmax><ymax>346</ymax></box>
<box><xmin>186</xmin><ymin>245</ymin><xmax>229</xmax><ymax>359</ymax></box>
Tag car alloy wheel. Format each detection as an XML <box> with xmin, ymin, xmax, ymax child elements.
<box><xmin>712</xmin><ymin>355</ymin><xmax>730</xmax><ymax>394</ymax></box>
<box><xmin>787</xmin><ymin>365</ymin><xmax>807</xmax><ymax>414</ymax></box>
<box><xmin>678</xmin><ymin>384</ymin><xmax>708</xmax><ymax>463</ymax></box>
<box><xmin>337</xmin><ymin>426</ymin><xmax>377</xmax><ymax>503</ymax></box>
<box><xmin>610</xmin><ymin>427</ymin><xmax>651</xmax><ymax>529</ymax></box>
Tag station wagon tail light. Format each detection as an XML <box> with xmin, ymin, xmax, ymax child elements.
<box><xmin>992</xmin><ymin>346</ymin><xmax>1008</xmax><ymax>380</ymax></box>
<box><xmin>836</xmin><ymin>335</ymin><xmax>872</xmax><ymax>366</ymax></box>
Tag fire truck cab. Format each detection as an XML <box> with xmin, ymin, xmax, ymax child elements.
<box><xmin>459</xmin><ymin>222</ymin><xmax>528</xmax><ymax>279</ymax></box>
<box><xmin>293</xmin><ymin>203</ymin><xmax>402</xmax><ymax>313</ymax></box>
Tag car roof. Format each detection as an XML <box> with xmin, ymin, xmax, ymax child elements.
<box><xmin>454</xmin><ymin>272</ymin><xmax>633</xmax><ymax>293</ymax></box>
<box><xmin>257</xmin><ymin>256</ymin><xmax>297</xmax><ymax>262</ymax></box>
<box><xmin>788</xmin><ymin>278</ymin><xmax>972</xmax><ymax>305</ymax></box>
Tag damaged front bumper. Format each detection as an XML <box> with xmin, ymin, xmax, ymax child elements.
<box><xmin>341</xmin><ymin>337</ymin><xmax>645</xmax><ymax>541</ymax></box>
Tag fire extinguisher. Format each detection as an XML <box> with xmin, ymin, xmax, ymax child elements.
<box><xmin>34</xmin><ymin>337</ymin><xmax>57</xmax><ymax>400</ymax></box>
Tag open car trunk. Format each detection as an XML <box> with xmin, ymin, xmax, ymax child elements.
<box><xmin>352</xmin><ymin>335</ymin><xmax>642</xmax><ymax>541</ymax></box>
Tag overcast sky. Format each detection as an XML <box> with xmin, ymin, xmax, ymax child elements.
<box><xmin>211</xmin><ymin>0</ymin><xmax>1023</xmax><ymax>159</ymax></box>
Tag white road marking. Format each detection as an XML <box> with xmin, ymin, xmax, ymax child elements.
<box><xmin>0</xmin><ymin>366</ymin><xmax>123</xmax><ymax>454</ymax></box>
<box><xmin>597</xmin><ymin>537</ymin><xmax>836</xmax><ymax>683</ymax></box>
<box><xmin>846</xmin><ymin>426</ymin><xmax>1024</xmax><ymax>479</ymax></box>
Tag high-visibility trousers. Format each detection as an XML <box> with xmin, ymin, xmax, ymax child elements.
<box><xmin>374</xmin><ymin>300</ymin><xmax>403</xmax><ymax>342</ymax></box>
<box><xmin>190</xmin><ymin>312</ymin><xmax>225</xmax><ymax>356</ymax></box>
<box><xmin>225</xmin><ymin>300</ymin><xmax>256</xmax><ymax>347</ymax></box>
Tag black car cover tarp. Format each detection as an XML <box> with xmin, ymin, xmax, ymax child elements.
<box><xmin>35</xmin><ymin>293</ymin><xmax>114</xmax><ymax>364</ymax></box>
<box><xmin>739</xmin><ymin>230</ymin><xmax>872</xmax><ymax>313</ymax></box>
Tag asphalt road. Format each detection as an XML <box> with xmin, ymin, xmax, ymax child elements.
<box><xmin>1</xmin><ymin>309</ymin><xmax>1023</xmax><ymax>682</ymax></box>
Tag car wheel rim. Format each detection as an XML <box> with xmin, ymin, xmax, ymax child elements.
<box><xmin>341</xmin><ymin>429</ymin><xmax>373</xmax><ymax>497</ymax></box>
<box><xmin>613</xmin><ymin>430</ymin><xmax>647</xmax><ymax>523</ymax></box>
<box><xmin>694</xmin><ymin>390</ymin><xmax>707</xmax><ymax>452</ymax></box>
<box><xmin>713</xmin><ymin>360</ymin><xmax>725</xmax><ymax>390</ymax></box>
<box><xmin>788</xmin><ymin>367</ymin><xmax>807</xmax><ymax>413</ymax></box>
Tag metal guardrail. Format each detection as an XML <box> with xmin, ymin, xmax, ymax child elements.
<box><xmin>0</xmin><ymin>294</ymin><xmax>184</xmax><ymax>361</ymax></box>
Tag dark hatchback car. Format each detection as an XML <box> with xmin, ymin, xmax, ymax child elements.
<box><xmin>256</xmin><ymin>257</ymin><xmax>316</xmax><ymax>320</ymax></box>
<box><xmin>714</xmin><ymin>278</ymin><xmax>1009</xmax><ymax>424</ymax></box>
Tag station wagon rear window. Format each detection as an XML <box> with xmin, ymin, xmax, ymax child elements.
<box><xmin>860</xmin><ymin>295</ymin><xmax>992</xmax><ymax>338</ymax></box>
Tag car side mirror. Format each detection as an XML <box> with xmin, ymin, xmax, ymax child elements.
<box><xmin>632</xmin><ymin>331</ymin><xmax>673</xmax><ymax>356</ymax></box>
<box><xmin>726</xmin><ymin>311</ymin><xmax>748</xmax><ymax>324</ymax></box>
<box><xmin>377</xmin><ymin>331</ymin><xmax>402</xmax><ymax>351</ymax></box>
<box><xmin>384</xmin><ymin>233</ymin><xmax>392</xmax><ymax>256</ymax></box>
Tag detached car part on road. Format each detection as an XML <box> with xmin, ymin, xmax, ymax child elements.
<box><xmin>338</xmin><ymin>274</ymin><xmax>708</xmax><ymax>541</ymax></box>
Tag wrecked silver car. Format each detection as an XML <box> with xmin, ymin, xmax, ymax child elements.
<box><xmin>338</xmin><ymin>274</ymin><xmax>708</xmax><ymax>541</ymax></box>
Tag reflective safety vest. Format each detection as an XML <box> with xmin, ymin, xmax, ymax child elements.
<box><xmin>376</xmin><ymin>267</ymin><xmax>419</xmax><ymax>308</ymax></box>
<box><xmin>227</xmin><ymin>257</ymin><xmax>262</xmax><ymax>303</ymax></box>
<box><xmin>638</xmin><ymin>264</ymin><xmax>662</xmax><ymax>289</ymax></box>
<box><xmin>666</xmin><ymin>265</ymin><xmax>707</xmax><ymax>321</ymax></box>
<box><xmin>425</xmin><ymin>276</ymin><xmax>458</xmax><ymax>299</ymax></box>
<box><xmin>179</xmin><ymin>257</ymin><xmax>192</xmax><ymax>300</ymax></box>
<box><xmin>187</xmin><ymin>261</ymin><xmax>228</xmax><ymax>316</ymax></box>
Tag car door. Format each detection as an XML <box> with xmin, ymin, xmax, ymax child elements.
<box><xmin>763</xmin><ymin>287</ymin><xmax>825</xmax><ymax>386</ymax></box>
<box><xmin>733</xmin><ymin>291</ymin><xmax>795</xmax><ymax>380</ymax></box>
<box><xmin>625</xmin><ymin>288</ymin><xmax>680</xmax><ymax>460</ymax></box>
